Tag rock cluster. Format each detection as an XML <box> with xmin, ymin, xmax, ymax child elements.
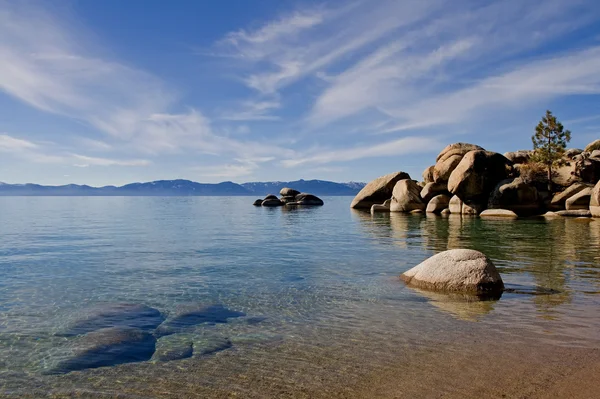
<box><xmin>253</xmin><ymin>188</ymin><xmax>324</xmax><ymax>207</ymax></box>
<box><xmin>352</xmin><ymin>140</ymin><xmax>600</xmax><ymax>218</ymax></box>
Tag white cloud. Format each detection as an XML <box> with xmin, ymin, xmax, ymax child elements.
<box><xmin>71</xmin><ymin>154</ymin><xmax>150</xmax><ymax>167</ymax></box>
<box><xmin>282</xmin><ymin>136</ymin><xmax>441</xmax><ymax>167</ymax></box>
<box><xmin>0</xmin><ymin>134</ymin><xmax>38</xmax><ymax>150</ymax></box>
<box><xmin>220</xmin><ymin>99</ymin><xmax>281</xmax><ymax>121</ymax></box>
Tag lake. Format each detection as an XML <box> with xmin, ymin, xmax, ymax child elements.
<box><xmin>1</xmin><ymin>196</ymin><xmax>599</xmax><ymax>398</ymax></box>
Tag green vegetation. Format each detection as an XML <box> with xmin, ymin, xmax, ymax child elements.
<box><xmin>531</xmin><ymin>110</ymin><xmax>571</xmax><ymax>191</ymax></box>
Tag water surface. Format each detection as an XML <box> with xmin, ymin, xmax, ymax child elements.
<box><xmin>0</xmin><ymin>197</ymin><xmax>599</xmax><ymax>397</ymax></box>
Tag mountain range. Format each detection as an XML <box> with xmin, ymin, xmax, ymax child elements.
<box><xmin>0</xmin><ymin>179</ymin><xmax>366</xmax><ymax>196</ymax></box>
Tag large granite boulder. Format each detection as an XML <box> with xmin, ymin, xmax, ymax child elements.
<box><xmin>351</xmin><ymin>171</ymin><xmax>411</xmax><ymax>209</ymax></box>
<box><xmin>448</xmin><ymin>150</ymin><xmax>513</xmax><ymax>205</ymax></box>
<box><xmin>436</xmin><ymin>143</ymin><xmax>485</xmax><ymax>163</ymax></box>
<box><xmin>50</xmin><ymin>327</ymin><xmax>156</xmax><ymax>374</ymax></box>
<box><xmin>585</xmin><ymin>139</ymin><xmax>600</xmax><ymax>153</ymax></box>
<box><xmin>293</xmin><ymin>193</ymin><xmax>324</xmax><ymax>206</ymax></box>
<box><xmin>565</xmin><ymin>187</ymin><xmax>593</xmax><ymax>211</ymax></box>
<box><xmin>390</xmin><ymin>179</ymin><xmax>425</xmax><ymax>212</ymax></box>
<box><xmin>573</xmin><ymin>153</ymin><xmax>600</xmax><ymax>183</ymax></box>
<box><xmin>420</xmin><ymin>182</ymin><xmax>449</xmax><ymax>203</ymax></box>
<box><xmin>487</xmin><ymin>178</ymin><xmax>540</xmax><ymax>215</ymax></box>
<box><xmin>60</xmin><ymin>303</ymin><xmax>164</xmax><ymax>337</ymax></box>
<box><xmin>422</xmin><ymin>166</ymin><xmax>435</xmax><ymax>184</ymax></box>
<box><xmin>280</xmin><ymin>187</ymin><xmax>300</xmax><ymax>197</ymax></box>
<box><xmin>591</xmin><ymin>180</ymin><xmax>600</xmax><ymax>217</ymax></box>
<box><xmin>550</xmin><ymin>183</ymin><xmax>593</xmax><ymax>210</ymax></box>
<box><xmin>426</xmin><ymin>194</ymin><xmax>451</xmax><ymax>214</ymax></box>
<box><xmin>156</xmin><ymin>304</ymin><xmax>244</xmax><ymax>337</ymax></box>
<box><xmin>433</xmin><ymin>155</ymin><xmax>462</xmax><ymax>183</ymax></box>
<box><xmin>447</xmin><ymin>195</ymin><xmax>481</xmax><ymax>215</ymax></box>
<box><xmin>504</xmin><ymin>150</ymin><xmax>532</xmax><ymax>164</ymax></box>
<box><xmin>264</xmin><ymin>194</ymin><xmax>278</xmax><ymax>200</ymax></box>
<box><xmin>401</xmin><ymin>249</ymin><xmax>504</xmax><ymax>295</ymax></box>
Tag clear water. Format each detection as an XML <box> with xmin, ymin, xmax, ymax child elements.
<box><xmin>0</xmin><ymin>197</ymin><xmax>599</xmax><ymax>396</ymax></box>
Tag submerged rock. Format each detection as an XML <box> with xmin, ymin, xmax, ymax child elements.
<box><xmin>156</xmin><ymin>304</ymin><xmax>245</xmax><ymax>336</ymax></box>
<box><xmin>61</xmin><ymin>303</ymin><xmax>164</xmax><ymax>337</ymax></box>
<box><xmin>192</xmin><ymin>335</ymin><xmax>232</xmax><ymax>356</ymax></box>
<box><xmin>151</xmin><ymin>334</ymin><xmax>193</xmax><ymax>362</ymax></box>
<box><xmin>401</xmin><ymin>249</ymin><xmax>504</xmax><ymax>295</ymax></box>
<box><xmin>50</xmin><ymin>327</ymin><xmax>156</xmax><ymax>374</ymax></box>
<box><xmin>351</xmin><ymin>171</ymin><xmax>411</xmax><ymax>209</ymax></box>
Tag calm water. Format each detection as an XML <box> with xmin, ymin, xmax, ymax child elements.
<box><xmin>0</xmin><ymin>196</ymin><xmax>599</xmax><ymax>396</ymax></box>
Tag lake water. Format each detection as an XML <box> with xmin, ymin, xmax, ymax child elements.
<box><xmin>0</xmin><ymin>196</ymin><xmax>599</xmax><ymax>397</ymax></box>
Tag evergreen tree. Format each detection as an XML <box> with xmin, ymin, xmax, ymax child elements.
<box><xmin>531</xmin><ymin>110</ymin><xmax>571</xmax><ymax>191</ymax></box>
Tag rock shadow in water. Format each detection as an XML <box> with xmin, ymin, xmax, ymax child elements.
<box><xmin>155</xmin><ymin>304</ymin><xmax>245</xmax><ymax>337</ymax></box>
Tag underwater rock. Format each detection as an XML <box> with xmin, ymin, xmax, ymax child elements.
<box><xmin>155</xmin><ymin>304</ymin><xmax>245</xmax><ymax>336</ymax></box>
<box><xmin>151</xmin><ymin>334</ymin><xmax>194</xmax><ymax>362</ymax></box>
<box><xmin>49</xmin><ymin>327</ymin><xmax>156</xmax><ymax>373</ymax></box>
<box><xmin>61</xmin><ymin>303</ymin><xmax>164</xmax><ymax>336</ymax></box>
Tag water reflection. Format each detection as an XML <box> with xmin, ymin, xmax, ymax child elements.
<box><xmin>352</xmin><ymin>212</ymin><xmax>600</xmax><ymax>318</ymax></box>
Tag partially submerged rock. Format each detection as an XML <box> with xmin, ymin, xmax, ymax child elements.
<box><xmin>294</xmin><ymin>193</ymin><xmax>324</xmax><ymax>206</ymax></box>
<box><xmin>557</xmin><ymin>210</ymin><xmax>592</xmax><ymax>217</ymax></box>
<box><xmin>591</xmin><ymin>181</ymin><xmax>600</xmax><ymax>217</ymax></box>
<box><xmin>420</xmin><ymin>182</ymin><xmax>448</xmax><ymax>203</ymax></box>
<box><xmin>262</xmin><ymin>198</ymin><xmax>284</xmax><ymax>207</ymax></box>
<box><xmin>390</xmin><ymin>179</ymin><xmax>425</xmax><ymax>212</ymax></box>
<box><xmin>252</xmin><ymin>199</ymin><xmax>264</xmax><ymax>206</ymax></box>
<box><xmin>401</xmin><ymin>249</ymin><xmax>504</xmax><ymax>295</ymax></box>
<box><xmin>50</xmin><ymin>327</ymin><xmax>156</xmax><ymax>374</ymax></box>
<box><xmin>351</xmin><ymin>171</ymin><xmax>411</xmax><ymax>209</ymax></box>
<box><xmin>426</xmin><ymin>194</ymin><xmax>451</xmax><ymax>214</ymax></box>
<box><xmin>61</xmin><ymin>303</ymin><xmax>164</xmax><ymax>337</ymax></box>
<box><xmin>371</xmin><ymin>199</ymin><xmax>391</xmax><ymax>213</ymax></box>
<box><xmin>480</xmin><ymin>209</ymin><xmax>518</xmax><ymax>218</ymax></box>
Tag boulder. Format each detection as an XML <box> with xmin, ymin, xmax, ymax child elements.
<box><xmin>280</xmin><ymin>196</ymin><xmax>296</xmax><ymax>204</ymax></box>
<box><xmin>542</xmin><ymin>211</ymin><xmax>561</xmax><ymax>218</ymax></box>
<box><xmin>401</xmin><ymin>249</ymin><xmax>504</xmax><ymax>295</ymax></box>
<box><xmin>433</xmin><ymin>155</ymin><xmax>462</xmax><ymax>183</ymax></box>
<box><xmin>262</xmin><ymin>198</ymin><xmax>283</xmax><ymax>207</ymax></box>
<box><xmin>448</xmin><ymin>150</ymin><xmax>513</xmax><ymax>205</ymax></box>
<box><xmin>60</xmin><ymin>303</ymin><xmax>164</xmax><ymax>337</ymax></box>
<box><xmin>574</xmin><ymin>154</ymin><xmax>600</xmax><ymax>183</ymax></box>
<box><xmin>192</xmin><ymin>335</ymin><xmax>232</xmax><ymax>357</ymax></box>
<box><xmin>503</xmin><ymin>150</ymin><xmax>532</xmax><ymax>164</ymax></box>
<box><xmin>436</xmin><ymin>143</ymin><xmax>485</xmax><ymax>163</ymax></box>
<box><xmin>585</xmin><ymin>139</ymin><xmax>600</xmax><ymax>153</ymax></box>
<box><xmin>557</xmin><ymin>210</ymin><xmax>592</xmax><ymax>217</ymax></box>
<box><xmin>550</xmin><ymin>183</ymin><xmax>593</xmax><ymax>210</ymax></box>
<box><xmin>390</xmin><ymin>180</ymin><xmax>425</xmax><ymax>212</ymax></box>
<box><xmin>440</xmin><ymin>208</ymin><xmax>451</xmax><ymax>215</ymax></box>
<box><xmin>565</xmin><ymin>148</ymin><xmax>584</xmax><ymax>159</ymax></box>
<box><xmin>422</xmin><ymin>166</ymin><xmax>435</xmax><ymax>184</ymax></box>
<box><xmin>264</xmin><ymin>194</ymin><xmax>278</xmax><ymax>200</ymax></box>
<box><xmin>420</xmin><ymin>182</ymin><xmax>449</xmax><ymax>203</ymax></box>
<box><xmin>487</xmin><ymin>178</ymin><xmax>539</xmax><ymax>215</ymax></box>
<box><xmin>591</xmin><ymin>181</ymin><xmax>600</xmax><ymax>217</ymax></box>
<box><xmin>294</xmin><ymin>193</ymin><xmax>324</xmax><ymax>206</ymax></box>
<box><xmin>252</xmin><ymin>199</ymin><xmax>263</xmax><ymax>206</ymax></box>
<box><xmin>591</xmin><ymin>150</ymin><xmax>600</xmax><ymax>160</ymax></box>
<box><xmin>370</xmin><ymin>199</ymin><xmax>392</xmax><ymax>213</ymax></box>
<box><xmin>426</xmin><ymin>194</ymin><xmax>451</xmax><ymax>214</ymax></box>
<box><xmin>565</xmin><ymin>187</ymin><xmax>593</xmax><ymax>210</ymax></box>
<box><xmin>448</xmin><ymin>195</ymin><xmax>463</xmax><ymax>214</ymax></box>
<box><xmin>480</xmin><ymin>209</ymin><xmax>518</xmax><ymax>218</ymax></box>
<box><xmin>280</xmin><ymin>187</ymin><xmax>300</xmax><ymax>197</ymax></box>
<box><xmin>156</xmin><ymin>304</ymin><xmax>245</xmax><ymax>337</ymax></box>
<box><xmin>50</xmin><ymin>327</ymin><xmax>156</xmax><ymax>374</ymax></box>
<box><xmin>351</xmin><ymin>171</ymin><xmax>411</xmax><ymax>209</ymax></box>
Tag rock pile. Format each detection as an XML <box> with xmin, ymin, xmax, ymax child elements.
<box><xmin>253</xmin><ymin>188</ymin><xmax>324</xmax><ymax>207</ymax></box>
<box><xmin>352</xmin><ymin>140</ymin><xmax>600</xmax><ymax>218</ymax></box>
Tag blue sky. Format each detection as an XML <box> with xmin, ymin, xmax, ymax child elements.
<box><xmin>1</xmin><ymin>0</ymin><xmax>600</xmax><ymax>186</ymax></box>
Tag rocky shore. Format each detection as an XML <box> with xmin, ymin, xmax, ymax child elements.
<box><xmin>352</xmin><ymin>140</ymin><xmax>600</xmax><ymax>218</ymax></box>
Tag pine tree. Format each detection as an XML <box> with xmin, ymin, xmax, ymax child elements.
<box><xmin>531</xmin><ymin>110</ymin><xmax>571</xmax><ymax>191</ymax></box>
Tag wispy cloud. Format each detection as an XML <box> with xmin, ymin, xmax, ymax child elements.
<box><xmin>0</xmin><ymin>134</ymin><xmax>38</xmax><ymax>150</ymax></box>
<box><xmin>72</xmin><ymin>154</ymin><xmax>150</xmax><ymax>167</ymax></box>
<box><xmin>282</xmin><ymin>136</ymin><xmax>441</xmax><ymax>167</ymax></box>
<box><xmin>220</xmin><ymin>99</ymin><xmax>281</xmax><ymax>121</ymax></box>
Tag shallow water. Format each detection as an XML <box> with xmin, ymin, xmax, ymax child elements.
<box><xmin>0</xmin><ymin>197</ymin><xmax>599</xmax><ymax>396</ymax></box>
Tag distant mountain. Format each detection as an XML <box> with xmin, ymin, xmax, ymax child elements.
<box><xmin>0</xmin><ymin>179</ymin><xmax>365</xmax><ymax>196</ymax></box>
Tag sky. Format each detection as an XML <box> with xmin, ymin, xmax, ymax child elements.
<box><xmin>1</xmin><ymin>0</ymin><xmax>600</xmax><ymax>186</ymax></box>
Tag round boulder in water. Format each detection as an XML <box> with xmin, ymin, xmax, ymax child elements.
<box><xmin>280</xmin><ymin>187</ymin><xmax>300</xmax><ymax>197</ymax></box>
<box><xmin>401</xmin><ymin>249</ymin><xmax>504</xmax><ymax>295</ymax></box>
